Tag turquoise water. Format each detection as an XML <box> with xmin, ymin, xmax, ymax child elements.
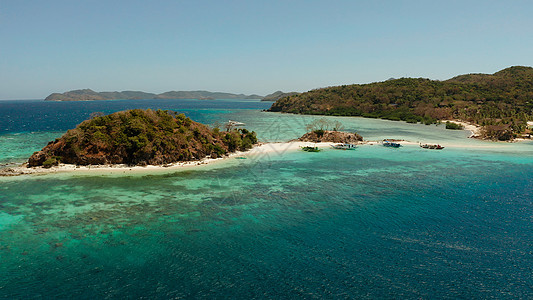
<box><xmin>1</xmin><ymin>100</ymin><xmax>532</xmax><ymax>298</ymax></box>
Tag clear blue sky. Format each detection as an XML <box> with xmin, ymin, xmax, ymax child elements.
<box><xmin>1</xmin><ymin>0</ymin><xmax>532</xmax><ymax>99</ymax></box>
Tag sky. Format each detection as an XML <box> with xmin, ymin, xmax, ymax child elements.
<box><xmin>1</xmin><ymin>0</ymin><xmax>532</xmax><ymax>100</ymax></box>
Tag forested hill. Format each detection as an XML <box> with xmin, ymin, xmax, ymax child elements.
<box><xmin>28</xmin><ymin>109</ymin><xmax>258</xmax><ymax>167</ymax></box>
<box><xmin>268</xmin><ymin>66</ymin><xmax>533</xmax><ymax>140</ymax></box>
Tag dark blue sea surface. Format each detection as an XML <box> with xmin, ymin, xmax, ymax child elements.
<box><xmin>0</xmin><ymin>99</ymin><xmax>271</xmax><ymax>134</ymax></box>
<box><xmin>0</xmin><ymin>99</ymin><xmax>271</xmax><ymax>165</ymax></box>
<box><xmin>0</xmin><ymin>100</ymin><xmax>532</xmax><ymax>298</ymax></box>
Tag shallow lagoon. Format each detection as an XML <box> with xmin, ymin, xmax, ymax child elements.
<box><xmin>0</xmin><ymin>100</ymin><xmax>532</xmax><ymax>298</ymax></box>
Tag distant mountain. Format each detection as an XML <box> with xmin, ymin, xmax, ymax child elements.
<box><xmin>261</xmin><ymin>91</ymin><xmax>300</xmax><ymax>101</ymax></box>
<box><xmin>45</xmin><ymin>89</ymin><xmax>263</xmax><ymax>101</ymax></box>
<box><xmin>100</xmin><ymin>91</ymin><xmax>158</xmax><ymax>100</ymax></box>
<box><xmin>155</xmin><ymin>90</ymin><xmax>262</xmax><ymax>100</ymax></box>
<box><xmin>45</xmin><ymin>89</ymin><xmax>157</xmax><ymax>101</ymax></box>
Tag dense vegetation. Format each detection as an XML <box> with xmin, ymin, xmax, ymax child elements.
<box><xmin>297</xmin><ymin>130</ymin><xmax>363</xmax><ymax>143</ymax></box>
<box><xmin>28</xmin><ymin>109</ymin><xmax>257</xmax><ymax>167</ymax></box>
<box><xmin>445</xmin><ymin>121</ymin><xmax>464</xmax><ymax>130</ymax></box>
<box><xmin>269</xmin><ymin>66</ymin><xmax>533</xmax><ymax>140</ymax></box>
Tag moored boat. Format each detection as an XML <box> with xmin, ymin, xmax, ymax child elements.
<box><xmin>301</xmin><ymin>146</ymin><xmax>320</xmax><ymax>152</ymax></box>
<box><xmin>227</xmin><ymin>120</ymin><xmax>245</xmax><ymax>126</ymax></box>
<box><xmin>420</xmin><ymin>144</ymin><xmax>444</xmax><ymax>150</ymax></box>
<box><xmin>224</xmin><ymin>120</ymin><xmax>246</xmax><ymax>131</ymax></box>
<box><xmin>382</xmin><ymin>140</ymin><xmax>401</xmax><ymax>148</ymax></box>
<box><xmin>330</xmin><ymin>143</ymin><xmax>357</xmax><ymax>150</ymax></box>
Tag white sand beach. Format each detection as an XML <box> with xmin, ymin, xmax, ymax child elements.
<box><xmin>441</xmin><ymin>120</ymin><xmax>482</xmax><ymax>138</ymax></box>
<box><xmin>1</xmin><ymin>134</ymin><xmax>530</xmax><ymax>177</ymax></box>
<box><xmin>0</xmin><ymin>142</ymin><xmax>331</xmax><ymax>177</ymax></box>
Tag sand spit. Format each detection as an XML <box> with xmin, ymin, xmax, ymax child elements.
<box><xmin>0</xmin><ymin>138</ymin><xmax>528</xmax><ymax>177</ymax></box>
<box><xmin>0</xmin><ymin>142</ymin><xmax>331</xmax><ymax>177</ymax></box>
<box><xmin>440</xmin><ymin>120</ymin><xmax>482</xmax><ymax>138</ymax></box>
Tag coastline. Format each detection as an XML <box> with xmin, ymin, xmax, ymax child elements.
<box><xmin>2</xmin><ymin>137</ymin><xmax>529</xmax><ymax>178</ymax></box>
<box><xmin>442</xmin><ymin>119</ymin><xmax>533</xmax><ymax>142</ymax></box>
<box><xmin>441</xmin><ymin>120</ymin><xmax>481</xmax><ymax>138</ymax></box>
<box><xmin>0</xmin><ymin>142</ymin><xmax>330</xmax><ymax>177</ymax></box>
<box><xmin>0</xmin><ymin>148</ymin><xmax>250</xmax><ymax>177</ymax></box>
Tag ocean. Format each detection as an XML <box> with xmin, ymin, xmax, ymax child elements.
<box><xmin>0</xmin><ymin>99</ymin><xmax>532</xmax><ymax>298</ymax></box>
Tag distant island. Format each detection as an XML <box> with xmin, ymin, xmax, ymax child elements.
<box><xmin>261</xmin><ymin>91</ymin><xmax>300</xmax><ymax>101</ymax></box>
<box><xmin>268</xmin><ymin>66</ymin><xmax>533</xmax><ymax>141</ymax></box>
<box><xmin>45</xmin><ymin>89</ymin><xmax>264</xmax><ymax>101</ymax></box>
<box><xmin>28</xmin><ymin>109</ymin><xmax>258</xmax><ymax>167</ymax></box>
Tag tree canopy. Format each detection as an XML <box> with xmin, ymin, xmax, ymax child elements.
<box><xmin>269</xmin><ymin>66</ymin><xmax>533</xmax><ymax>140</ymax></box>
<box><xmin>28</xmin><ymin>109</ymin><xmax>257</xmax><ymax>167</ymax></box>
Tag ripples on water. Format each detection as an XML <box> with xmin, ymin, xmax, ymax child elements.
<box><xmin>1</xmin><ymin>149</ymin><xmax>532</xmax><ymax>298</ymax></box>
<box><xmin>0</xmin><ymin>100</ymin><xmax>532</xmax><ymax>298</ymax></box>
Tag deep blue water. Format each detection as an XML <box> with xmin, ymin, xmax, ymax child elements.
<box><xmin>0</xmin><ymin>99</ymin><xmax>532</xmax><ymax>298</ymax></box>
<box><xmin>0</xmin><ymin>99</ymin><xmax>271</xmax><ymax>134</ymax></box>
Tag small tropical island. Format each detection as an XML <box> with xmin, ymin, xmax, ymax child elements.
<box><xmin>294</xmin><ymin>118</ymin><xmax>363</xmax><ymax>143</ymax></box>
<box><xmin>1</xmin><ymin>112</ymin><xmax>372</xmax><ymax>176</ymax></box>
<box><xmin>27</xmin><ymin>109</ymin><xmax>258</xmax><ymax>168</ymax></box>
<box><xmin>268</xmin><ymin>66</ymin><xmax>533</xmax><ymax>141</ymax></box>
<box><xmin>296</xmin><ymin>130</ymin><xmax>363</xmax><ymax>143</ymax></box>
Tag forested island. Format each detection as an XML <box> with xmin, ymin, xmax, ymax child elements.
<box><xmin>269</xmin><ymin>66</ymin><xmax>533</xmax><ymax>140</ymax></box>
<box><xmin>28</xmin><ymin>109</ymin><xmax>257</xmax><ymax>167</ymax></box>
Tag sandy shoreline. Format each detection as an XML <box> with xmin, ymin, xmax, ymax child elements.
<box><xmin>1</xmin><ymin>136</ymin><xmax>530</xmax><ymax>177</ymax></box>
<box><xmin>0</xmin><ymin>142</ymin><xmax>330</xmax><ymax>177</ymax></box>
<box><xmin>441</xmin><ymin>120</ymin><xmax>481</xmax><ymax>138</ymax></box>
<box><xmin>441</xmin><ymin>119</ymin><xmax>532</xmax><ymax>142</ymax></box>
<box><xmin>0</xmin><ymin>149</ymin><xmax>247</xmax><ymax>177</ymax></box>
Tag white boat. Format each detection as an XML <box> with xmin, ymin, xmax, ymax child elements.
<box><xmin>330</xmin><ymin>143</ymin><xmax>357</xmax><ymax>150</ymax></box>
<box><xmin>224</xmin><ymin>120</ymin><xmax>246</xmax><ymax>131</ymax></box>
<box><xmin>227</xmin><ymin>120</ymin><xmax>245</xmax><ymax>126</ymax></box>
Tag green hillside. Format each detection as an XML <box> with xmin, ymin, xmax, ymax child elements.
<box><xmin>28</xmin><ymin>109</ymin><xmax>257</xmax><ymax>167</ymax></box>
<box><xmin>268</xmin><ymin>66</ymin><xmax>533</xmax><ymax>140</ymax></box>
